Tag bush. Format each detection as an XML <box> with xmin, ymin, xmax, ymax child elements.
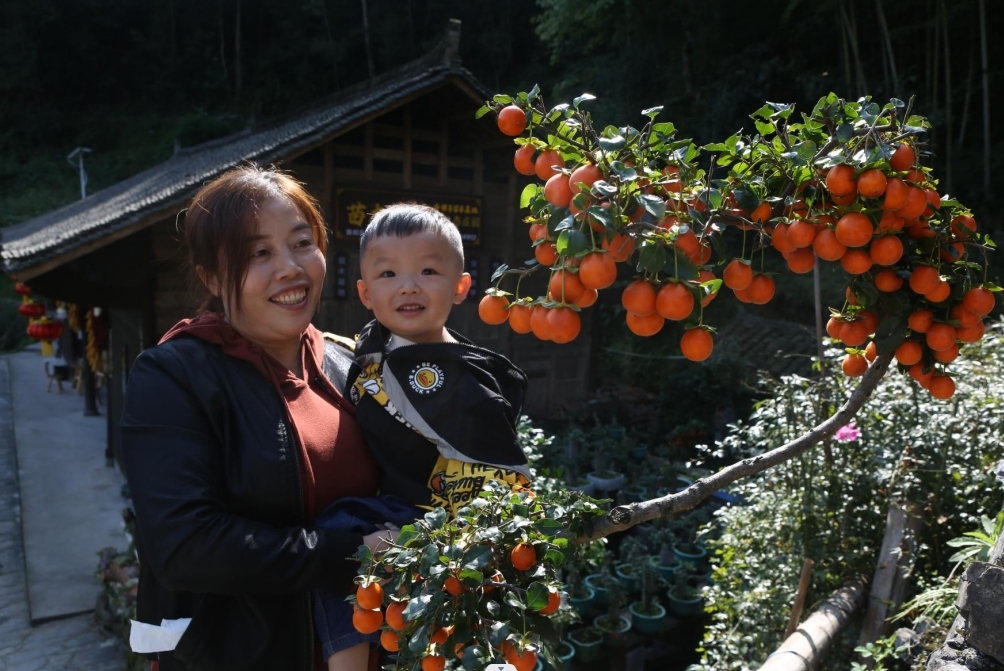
<box><xmin>692</xmin><ymin>319</ymin><xmax>1004</xmax><ymax>671</ymax></box>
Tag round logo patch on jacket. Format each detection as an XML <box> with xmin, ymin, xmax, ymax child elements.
<box><xmin>409</xmin><ymin>363</ymin><xmax>444</xmax><ymax>394</ymax></box>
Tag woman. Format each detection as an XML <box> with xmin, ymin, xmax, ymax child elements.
<box><xmin>120</xmin><ymin>165</ymin><xmax>390</xmax><ymax>671</ymax></box>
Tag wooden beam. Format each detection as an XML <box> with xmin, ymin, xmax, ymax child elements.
<box><xmin>403</xmin><ymin>106</ymin><xmax>413</xmax><ymax>190</ymax></box>
<box><xmin>438</xmin><ymin>121</ymin><xmax>449</xmax><ymax>186</ymax></box>
<box><xmin>474</xmin><ymin>147</ymin><xmax>483</xmax><ymax>194</ymax></box>
<box><xmin>363</xmin><ymin>122</ymin><xmax>374</xmax><ymax>181</ymax></box>
<box><xmin>323</xmin><ymin>141</ymin><xmax>334</xmax><ymax>215</ymax></box>
<box><xmin>758</xmin><ymin>581</ymin><xmax>867</xmax><ymax>671</ymax></box>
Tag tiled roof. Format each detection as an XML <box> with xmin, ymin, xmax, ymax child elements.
<box><xmin>715</xmin><ymin>307</ymin><xmax>819</xmax><ymax>377</ymax></box>
<box><xmin>1</xmin><ymin>41</ymin><xmax>489</xmax><ymax>276</ymax></box>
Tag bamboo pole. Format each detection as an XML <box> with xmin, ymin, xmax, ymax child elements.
<box><xmin>858</xmin><ymin>501</ymin><xmax>923</xmax><ymax>644</ymax></box>
<box><xmin>785</xmin><ymin>559</ymin><xmax>816</xmax><ymax>639</ymax></box>
<box><xmin>758</xmin><ymin>581</ymin><xmax>868</xmax><ymax>671</ymax></box>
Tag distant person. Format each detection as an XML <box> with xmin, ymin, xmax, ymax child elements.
<box><xmin>120</xmin><ymin>166</ymin><xmax>391</xmax><ymax>671</ymax></box>
<box><xmin>309</xmin><ymin>204</ymin><xmax>534</xmax><ymax>667</ymax></box>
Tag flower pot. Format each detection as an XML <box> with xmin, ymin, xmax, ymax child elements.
<box><xmin>614</xmin><ymin>563</ymin><xmax>638</xmax><ymax>592</ymax></box>
<box><xmin>584</xmin><ymin>573</ymin><xmax>612</xmax><ymax>607</ymax></box>
<box><xmin>542</xmin><ymin>641</ymin><xmax>575</xmax><ymax>671</ymax></box>
<box><xmin>656</xmin><ymin>558</ymin><xmax>682</xmax><ymax>582</ymax></box>
<box><xmin>605</xmin><ymin>426</ymin><xmax>626</xmax><ymax>439</ymax></box>
<box><xmin>668</xmin><ymin>591</ymin><xmax>705</xmax><ymax>617</ymax></box>
<box><xmin>587</xmin><ymin>471</ymin><xmax>627</xmax><ymax>492</ymax></box>
<box><xmin>567</xmin><ymin>627</ymin><xmax>603</xmax><ymax>663</ymax></box>
<box><xmin>567</xmin><ymin>480</ymin><xmax>596</xmax><ymax>496</ymax></box>
<box><xmin>592</xmin><ymin>614</ymin><xmax>632</xmax><ymax>647</ymax></box>
<box><xmin>617</xmin><ymin>484</ymin><xmax>647</xmax><ymax>504</ymax></box>
<box><xmin>567</xmin><ymin>584</ymin><xmax>596</xmax><ymax>619</ymax></box>
<box><xmin>674</xmin><ymin>544</ymin><xmax>708</xmax><ymax>570</ymax></box>
<box><xmin>629</xmin><ymin>601</ymin><xmax>667</xmax><ymax>634</ymax></box>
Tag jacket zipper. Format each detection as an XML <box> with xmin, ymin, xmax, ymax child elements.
<box><xmin>279</xmin><ymin>414</ymin><xmax>314</xmax><ymax>670</ymax></box>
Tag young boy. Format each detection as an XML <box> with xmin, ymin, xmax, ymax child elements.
<box><xmin>351</xmin><ymin>203</ymin><xmax>532</xmax><ymax>514</ymax></box>
<box><xmin>312</xmin><ymin>204</ymin><xmax>532</xmax><ymax>669</ymax></box>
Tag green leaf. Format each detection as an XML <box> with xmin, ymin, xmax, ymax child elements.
<box><xmin>474</xmin><ymin>104</ymin><xmax>491</xmax><ymax>120</ymax></box>
<box><xmin>733</xmin><ymin>188</ymin><xmax>760</xmax><ymax>214</ymax></box>
<box><xmin>459</xmin><ymin>568</ymin><xmax>484</xmax><ymax>584</ymax></box>
<box><xmin>755</xmin><ymin>120</ymin><xmax>774</xmax><ymax>136</ymax></box>
<box><xmin>591</xmin><ymin>180</ymin><xmax>618</xmax><ymax>197</ymax></box>
<box><xmin>599</xmin><ymin>135</ymin><xmax>626</xmax><ymax>151</ymax></box>
<box><xmin>572</xmin><ymin>93</ymin><xmax>596</xmax><ymax>109</ymax></box>
<box><xmin>462</xmin><ymin>544</ymin><xmax>494</xmax><ymax>571</ymax></box>
<box><xmin>639</xmin><ymin>193</ymin><xmax>666</xmax><ymax>219</ymax></box>
<box><xmin>641</xmin><ymin>106</ymin><xmax>664</xmax><ymax>118</ymax></box>
<box><xmin>652</xmin><ymin>122</ymin><xmax>676</xmax><ymax>136</ymax></box>
<box><xmin>527</xmin><ymin>84</ymin><xmax>540</xmax><ymax>103</ymax></box>
<box><xmin>637</xmin><ymin>242</ymin><xmax>667</xmax><ymax>274</ymax></box>
<box><xmin>462</xmin><ymin>646</ymin><xmax>490</xmax><ymax>671</ymax></box>
<box><xmin>556</xmin><ymin>229</ymin><xmax>588</xmax><ymax>256</ymax></box>
<box><xmin>504</xmin><ymin>590</ymin><xmax>526</xmax><ymax>610</ymax></box>
<box><xmin>608</xmin><ymin>161</ymin><xmax>638</xmax><ymax>181</ymax></box>
<box><xmin>493</xmin><ymin>94</ymin><xmax>513</xmax><ymax>104</ymax></box>
<box><xmin>520</xmin><ymin>184</ymin><xmax>540</xmax><ymax>209</ymax></box>
<box><xmin>586</xmin><ymin>205</ymin><xmax>613</xmax><ymax>229</ymax></box>
<box><xmin>490</xmin><ymin>264</ymin><xmax>509</xmax><ymax>284</ymax></box>
<box><xmin>526</xmin><ymin>582</ymin><xmax>550</xmax><ymax>611</ymax></box>
<box><xmin>836</xmin><ymin>123</ymin><xmax>854</xmax><ymax>143</ymax></box>
<box><xmin>489</xmin><ymin>620</ymin><xmax>509</xmax><ymax>647</ymax></box>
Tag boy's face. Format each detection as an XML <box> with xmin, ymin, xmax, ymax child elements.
<box><xmin>357</xmin><ymin>231</ymin><xmax>471</xmax><ymax>343</ymax></box>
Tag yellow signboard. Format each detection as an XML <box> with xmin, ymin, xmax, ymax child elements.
<box><xmin>333</xmin><ymin>188</ymin><xmax>482</xmax><ymax>246</ymax></box>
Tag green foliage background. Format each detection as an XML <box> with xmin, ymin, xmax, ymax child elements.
<box><xmin>692</xmin><ymin>321</ymin><xmax>1004</xmax><ymax>670</ymax></box>
<box><xmin>2</xmin><ymin>0</ymin><xmax>1002</xmax><ymax>232</ymax></box>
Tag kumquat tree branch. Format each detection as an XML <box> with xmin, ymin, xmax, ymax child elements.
<box><xmin>581</xmin><ymin>352</ymin><xmax>894</xmax><ymax>542</ymax></box>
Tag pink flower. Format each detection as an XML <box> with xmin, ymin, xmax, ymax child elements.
<box><xmin>834</xmin><ymin>422</ymin><xmax>861</xmax><ymax>443</ymax></box>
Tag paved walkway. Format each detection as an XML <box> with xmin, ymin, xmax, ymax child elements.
<box><xmin>0</xmin><ymin>354</ymin><xmax>125</xmax><ymax>670</ymax></box>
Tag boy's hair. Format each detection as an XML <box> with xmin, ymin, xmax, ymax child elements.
<box><xmin>359</xmin><ymin>204</ymin><xmax>464</xmax><ymax>269</ymax></box>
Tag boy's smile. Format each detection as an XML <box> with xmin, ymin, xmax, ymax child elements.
<box><xmin>357</xmin><ymin>231</ymin><xmax>471</xmax><ymax>343</ymax></box>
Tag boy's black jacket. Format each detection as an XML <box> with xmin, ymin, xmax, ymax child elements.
<box><xmin>351</xmin><ymin>319</ymin><xmax>530</xmax><ymax>507</ymax></box>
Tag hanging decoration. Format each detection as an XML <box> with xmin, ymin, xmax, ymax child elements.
<box><xmin>27</xmin><ymin>317</ymin><xmax>65</xmax><ymax>357</ymax></box>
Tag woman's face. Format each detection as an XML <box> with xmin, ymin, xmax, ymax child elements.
<box><xmin>214</xmin><ymin>197</ymin><xmax>326</xmax><ymax>357</ymax></box>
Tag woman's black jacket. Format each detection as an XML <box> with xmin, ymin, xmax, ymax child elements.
<box><xmin>120</xmin><ymin>336</ymin><xmax>363</xmax><ymax>671</ymax></box>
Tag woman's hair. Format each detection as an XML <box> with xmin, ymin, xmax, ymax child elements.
<box><xmin>182</xmin><ymin>164</ymin><xmax>328</xmax><ymax>314</ymax></box>
<box><xmin>359</xmin><ymin>203</ymin><xmax>464</xmax><ymax>269</ymax></box>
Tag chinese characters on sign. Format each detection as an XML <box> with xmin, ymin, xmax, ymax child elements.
<box><xmin>334</xmin><ymin>188</ymin><xmax>482</xmax><ymax>245</ymax></box>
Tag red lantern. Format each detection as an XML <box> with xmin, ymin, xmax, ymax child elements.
<box><xmin>14</xmin><ymin>283</ymin><xmax>32</xmax><ymax>296</ymax></box>
<box><xmin>18</xmin><ymin>302</ymin><xmax>46</xmax><ymax>319</ymax></box>
<box><xmin>27</xmin><ymin>317</ymin><xmax>65</xmax><ymax>342</ymax></box>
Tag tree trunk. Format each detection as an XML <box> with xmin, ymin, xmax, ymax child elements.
<box><xmin>218</xmin><ymin>0</ymin><xmax>229</xmax><ymax>89</ymax></box>
<box><xmin>320</xmin><ymin>0</ymin><xmax>340</xmax><ymax>91</ymax></box>
<box><xmin>234</xmin><ymin>0</ymin><xmax>242</xmax><ymax>94</ymax></box>
<box><xmin>958</xmin><ymin>40</ymin><xmax>975</xmax><ymax>148</ymax></box>
<box><xmin>979</xmin><ymin>0</ymin><xmax>991</xmax><ymax>200</ymax></box>
<box><xmin>839</xmin><ymin>3</ymin><xmax>868</xmax><ymax>96</ymax></box>
<box><xmin>941</xmin><ymin>0</ymin><xmax>952</xmax><ymax>193</ymax></box>
<box><xmin>361</xmin><ymin>0</ymin><xmax>376</xmax><ymax>82</ymax></box>
<box><xmin>875</xmin><ymin>0</ymin><xmax>899</xmax><ymax>94</ymax></box>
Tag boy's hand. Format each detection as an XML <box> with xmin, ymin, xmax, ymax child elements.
<box><xmin>362</xmin><ymin>524</ymin><xmax>399</xmax><ymax>553</ymax></box>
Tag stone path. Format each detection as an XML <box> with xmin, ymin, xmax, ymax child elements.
<box><xmin>0</xmin><ymin>358</ymin><xmax>124</xmax><ymax>671</ymax></box>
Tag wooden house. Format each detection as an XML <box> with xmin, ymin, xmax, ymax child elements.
<box><xmin>1</xmin><ymin>22</ymin><xmax>592</xmax><ymax>463</ymax></box>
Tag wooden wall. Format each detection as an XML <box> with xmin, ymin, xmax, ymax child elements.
<box><xmin>147</xmin><ymin>87</ymin><xmax>592</xmax><ymax>418</ymax></box>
